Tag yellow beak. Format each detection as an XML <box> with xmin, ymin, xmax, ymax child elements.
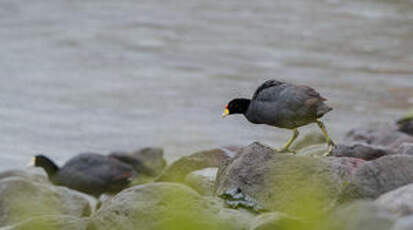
<box><xmin>222</xmin><ymin>108</ymin><xmax>229</xmax><ymax>118</ymax></box>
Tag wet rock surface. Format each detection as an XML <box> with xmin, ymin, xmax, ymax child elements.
<box><xmin>88</xmin><ymin>182</ymin><xmax>254</xmax><ymax>230</ymax></box>
<box><xmin>215</xmin><ymin>142</ymin><xmax>363</xmax><ymax>215</ymax></box>
<box><xmin>0</xmin><ymin>171</ymin><xmax>93</xmax><ymax>227</ymax></box>
<box><xmin>340</xmin><ymin>155</ymin><xmax>413</xmax><ymax>201</ymax></box>
<box><xmin>250</xmin><ymin>212</ymin><xmax>302</xmax><ymax>230</ymax></box>
<box><xmin>331</xmin><ymin>143</ymin><xmax>396</xmax><ymax>160</ymax></box>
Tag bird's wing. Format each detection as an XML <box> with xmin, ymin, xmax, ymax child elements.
<box><xmin>252</xmin><ymin>79</ymin><xmax>286</xmax><ymax>101</ymax></box>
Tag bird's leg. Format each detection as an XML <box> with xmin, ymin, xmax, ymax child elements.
<box><xmin>277</xmin><ymin>128</ymin><xmax>299</xmax><ymax>153</ymax></box>
<box><xmin>316</xmin><ymin>119</ymin><xmax>335</xmax><ymax>156</ymax></box>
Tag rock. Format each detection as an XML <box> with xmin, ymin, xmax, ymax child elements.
<box><xmin>322</xmin><ymin>201</ymin><xmax>397</xmax><ymax>230</ymax></box>
<box><xmin>109</xmin><ymin>147</ymin><xmax>166</xmax><ymax>177</ymax></box>
<box><xmin>345</xmin><ymin>127</ymin><xmax>413</xmax><ymax>150</ymax></box>
<box><xmin>0</xmin><ymin>169</ymin><xmax>48</xmax><ymax>184</ymax></box>
<box><xmin>376</xmin><ymin>183</ymin><xmax>413</xmax><ymax>216</ymax></box>
<box><xmin>185</xmin><ymin>168</ymin><xmax>217</xmax><ymax>196</ymax></box>
<box><xmin>0</xmin><ymin>176</ymin><xmax>93</xmax><ymax>227</ymax></box>
<box><xmin>396</xmin><ymin>143</ymin><xmax>413</xmax><ymax>155</ymax></box>
<box><xmin>331</xmin><ymin>143</ymin><xmax>396</xmax><ymax>160</ymax></box>
<box><xmin>295</xmin><ymin>143</ymin><xmax>330</xmax><ymax>157</ymax></box>
<box><xmin>398</xmin><ymin>120</ymin><xmax>413</xmax><ymax>136</ymax></box>
<box><xmin>340</xmin><ymin>155</ymin><xmax>413</xmax><ymax>201</ymax></box>
<box><xmin>392</xmin><ymin>216</ymin><xmax>413</xmax><ymax>230</ymax></box>
<box><xmin>88</xmin><ymin>182</ymin><xmax>255</xmax><ymax>230</ymax></box>
<box><xmin>215</xmin><ymin>142</ymin><xmax>364</xmax><ymax>215</ymax></box>
<box><xmin>1</xmin><ymin>215</ymin><xmax>88</xmax><ymax>230</ymax></box>
<box><xmin>249</xmin><ymin>212</ymin><xmax>302</xmax><ymax>230</ymax></box>
<box><xmin>157</xmin><ymin>146</ymin><xmax>240</xmax><ymax>182</ymax></box>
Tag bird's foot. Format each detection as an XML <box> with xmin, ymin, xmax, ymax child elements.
<box><xmin>322</xmin><ymin>143</ymin><xmax>335</xmax><ymax>157</ymax></box>
<box><xmin>276</xmin><ymin>147</ymin><xmax>296</xmax><ymax>154</ymax></box>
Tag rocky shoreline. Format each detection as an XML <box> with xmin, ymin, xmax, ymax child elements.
<box><xmin>1</xmin><ymin>119</ymin><xmax>413</xmax><ymax>230</ymax></box>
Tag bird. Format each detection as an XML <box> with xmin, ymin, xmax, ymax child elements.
<box><xmin>31</xmin><ymin>153</ymin><xmax>134</xmax><ymax>197</ymax></box>
<box><xmin>222</xmin><ymin>79</ymin><xmax>335</xmax><ymax>154</ymax></box>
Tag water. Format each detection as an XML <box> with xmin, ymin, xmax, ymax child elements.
<box><xmin>0</xmin><ymin>0</ymin><xmax>412</xmax><ymax>170</ymax></box>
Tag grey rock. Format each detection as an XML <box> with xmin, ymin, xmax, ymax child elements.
<box><xmin>331</xmin><ymin>143</ymin><xmax>396</xmax><ymax>160</ymax></box>
<box><xmin>322</xmin><ymin>201</ymin><xmax>397</xmax><ymax>230</ymax></box>
<box><xmin>392</xmin><ymin>216</ymin><xmax>413</xmax><ymax>230</ymax></box>
<box><xmin>88</xmin><ymin>182</ymin><xmax>254</xmax><ymax>230</ymax></box>
<box><xmin>109</xmin><ymin>147</ymin><xmax>166</xmax><ymax>177</ymax></box>
<box><xmin>398</xmin><ymin>120</ymin><xmax>413</xmax><ymax>136</ymax></box>
<box><xmin>185</xmin><ymin>168</ymin><xmax>217</xmax><ymax>196</ymax></box>
<box><xmin>215</xmin><ymin>142</ymin><xmax>364</xmax><ymax>215</ymax></box>
<box><xmin>1</xmin><ymin>215</ymin><xmax>88</xmax><ymax>230</ymax></box>
<box><xmin>340</xmin><ymin>155</ymin><xmax>413</xmax><ymax>201</ymax></box>
<box><xmin>376</xmin><ymin>183</ymin><xmax>413</xmax><ymax>216</ymax></box>
<box><xmin>396</xmin><ymin>143</ymin><xmax>413</xmax><ymax>155</ymax></box>
<box><xmin>157</xmin><ymin>146</ymin><xmax>240</xmax><ymax>182</ymax></box>
<box><xmin>345</xmin><ymin>127</ymin><xmax>413</xmax><ymax>150</ymax></box>
<box><xmin>0</xmin><ymin>177</ymin><xmax>92</xmax><ymax>227</ymax></box>
<box><xmin>250</xmin><ymin>212</ymin><xmax>301</xmax><ymax>230</ymax></box>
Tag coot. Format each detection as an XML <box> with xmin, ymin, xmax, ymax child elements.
<box><xmin>32</xmin><ymin>153</ymin><xmax>134</xmax><ymax>197</ymax></box>
<box><xmin>223</xmin><ymin>80</ymin><xmax>335</xmax><ymax>153</ymax></box>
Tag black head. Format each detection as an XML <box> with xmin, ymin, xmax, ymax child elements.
<box><xmin>223</xmin><ymin>98</ymin><xmax>251</xmax><ymax>117</ymax></box>
<box><xmin>33</xmin><ymin>154</ymin><xmax>59</xmax><ymax>179</ymax></box>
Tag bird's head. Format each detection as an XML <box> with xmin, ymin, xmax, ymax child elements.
<box><xmin>222</xmin><ymin>98</ymin><xmax>251</xmax><ymax>118</ymax></box>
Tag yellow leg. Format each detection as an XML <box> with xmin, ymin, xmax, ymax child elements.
<box><xmin>316</xmin><ymin>119</ymin><xmax>335</xmax><ymax>156</ymax></box>
<box><xmin>277</xmin><ymin>128</ymin><xmax>299</xmax><ymax>153</ymax></box>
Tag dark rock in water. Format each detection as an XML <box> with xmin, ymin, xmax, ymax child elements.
<box><xmin>345</xmin><ymin>127</ymin><xmax>413</xmax><ymax>149</ymax></box>
<box><xmin>376</xmin><ymin>183</ymin><xmax>413</xmax><ymax>217</ymax></box>
<box><xmin>392</xmin><ymin>216</ymin><xmax>413</xmax><ymax>230</ymax></box>
<box><xmin>156</xmin><ymin>146</ymin><xmax>240</xmax><ymax>182</ymax></box>
<box><xmin>109</xmin><ymin>147</ymin><xmax>166</xmax><ymax>177</ymax></box>
<box><xmin>331</xmin><ymin>143</ymin><xmax>396</xmax><ymax>160</ymax></box>
<box><xmin>184</xmin><ymin>168</ymin><xmax>217</xmax><ymax>196</ymax></box>
<box><xmin>88</xmin><ymin>182</ymin><xmax>254</xmax><ymax>230</ymax></box>
<box><xmin>250</xmin><ymin>212</ymin><xmax>302</xmax><ymax>230</ymax></box>
<box><xmin>396</xmin><ymin>143</ymin><xmax>413</xmax><ymax>155</ymax></box>
<box><xmin>0</xmin><ymin>176</ymin><xmax>92</xmax><ymax>227</ymax></box>
<box><xmin>2</xmin><ymin>215</ymin><xmax>88</xmax><ymax>230</ymax></box>
<box><xmin>322</xmin><ymin>201</ymin><xmax>397</xmax><ymax>230</ymax></box>
<box><xmin>398</xmin><ymin>118</ymin><xmax>413</xmax><ymax>136</ymax></box>
<box><xmin>340</xmin><ymin>155</ymin><xmax>413</xmax><ymax>202</ymax></box>
<box><xmin>215</xmin><ymin>142</ymin><xmax>364</xmax><ymax>215</ymax></box>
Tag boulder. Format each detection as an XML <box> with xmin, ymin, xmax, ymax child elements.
<box><xmin>340</xmin><ymin>155</ymin><xmax>413</xmax><ymax>201</ymax></box>
<box><xmin>1</xmin><ymin>215</ymin><xmax>88</xmax><ymax>230</ymax></box>
<box><xmin>157</xmin><ymin>146</ymin><xmax>240</xmax><ymax>182</ymax></box>
<box><xmin>376</xmin><ymin>183</ymin><xmax>413</xmax><ymax>216</ymax></box>
<box><xmin>109</xmin><ymin>147</ymin><xmax>166</xmax><ymax>177</ymax></box>
<box><xmin>215</xmin><ymin>142</ymin><xmax>364</xmax><ymax>215</ymax></box>
<box><xmin>396</xmin><ymin>143</ymin><xmax>413</xmax><ymax>155</ymax></box>
<box><xmin>0</xmin><ymin>176</ymin><xmax>92</xmax><ymax>227</ymax></box>
<box><xmin>322</xmin><ymin>201</ymin><xmax>397</xmax><ymax>230</ymax></box>
<box><xmin>249</xmin><ymin>212</ymin><xmax>302</xmax><ymax>230</ymax></box>
<box><xmin>88</xmin><ymin>182</ymin><xmax>255</xmax><ymax>230</ymax></box>
<box><xmin>392</xmin><ymin>216</ymin><xmax>413</xmax><ymax>230</ymax></box>
<box><xmin>345</xmin><ymin>127</ymin><xmax>413</xmax><ymax>150</ymax></box>
<box><xmin>185</xmin><ymin>168</ymin><xmax>217</xmax><ymax>196</ymax></box>
<box><xmin>331</xmin><ymin>143</ymin><xmax>396</xmax><ymax>160</ymax></box>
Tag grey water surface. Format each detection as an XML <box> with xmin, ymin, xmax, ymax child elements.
<box><xmin>0</xmin><ymin>0</ymin><xmax>412</xmax><ymax>170</ymax></box>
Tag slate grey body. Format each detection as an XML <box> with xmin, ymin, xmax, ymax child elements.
<box><xmin>245</xmin><ymin>80</ymin><xmax>332</xmax><ymax>129</ymax></box>
<box><xmin>51</xmin><ymin>153</ymin><xmax>134</xmax><ymax>197</ymax></box>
